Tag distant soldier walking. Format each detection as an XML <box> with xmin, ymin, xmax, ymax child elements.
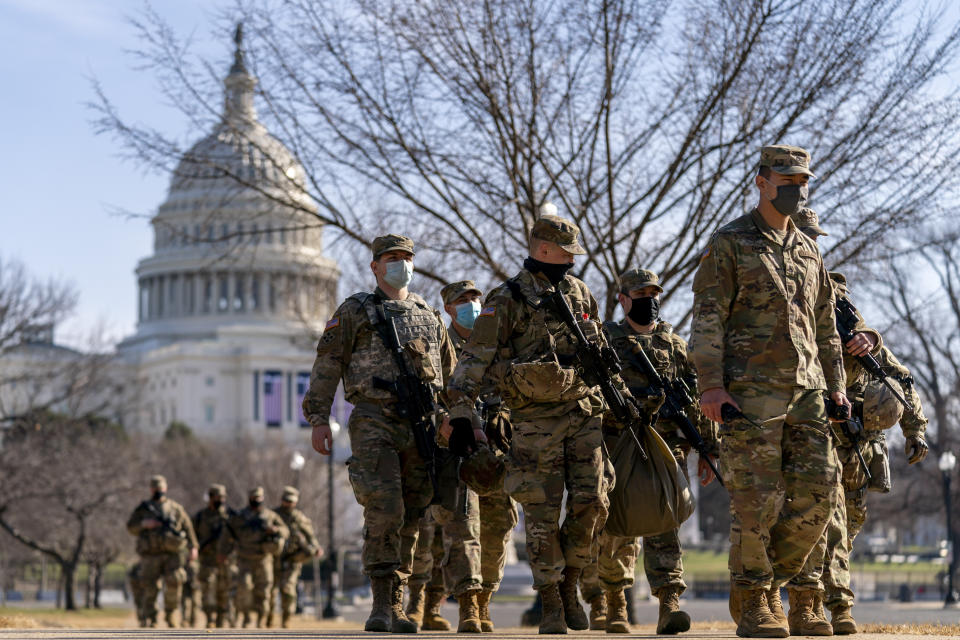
<box><xmin>268</xmin><ymin>486</ymin><xmax>323</xmax><ymax>628</ymax></box>
<box><xmin>219</xmin><ymin>487</ymin><xmax>289</xmax><ymax>628</ymax></box>
<box><xmin>126</xmin><ymin>475</ymin><xmax>198</xmax><ymax>628</ymax></box>
<box><xmin>193</xmin><ymin>483</ymin><xmax>234</xmax><ymax>628</ymax></box>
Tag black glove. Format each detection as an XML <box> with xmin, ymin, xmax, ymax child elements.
<box><xmin>448</xmin><ymin>417</ymin><xmax>477</xmax><ymax>457</ymax></box>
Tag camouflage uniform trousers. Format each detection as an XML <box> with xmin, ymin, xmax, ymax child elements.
<box><xmin>788</xmin><ymin>445</ymin><xmax>847</xmax><ymax>593</ymax></box>
<box><xmin>410</xmin><ymin>509</ymin><xmax>445</xmax><ymax>591</ymax></box>
<box><xmin>506</xmin><ymin>410</ymin><xmax>604</xmax><ymax>589</ymax></box>
<box><xmin>138</xmin><ymin>552</ymin><xmax>186</xmax><ymax>622</ymax></box>
<box><xmin>181</xmin><ymin>559</ymin><xmax>200</xmax><ymax>626</ymax></box>
<box><xmin>128</xmin><ymin>563</ymin><xmax>147</xmax><ymax>626</ymax></box>
<box><xmin>822</xmin><ymin>441</ymin><xmax>875</xmax><ymax>608</ymax></box>
<box><xmin>478</xmin><ymin>487</ymin><xmax>519</xmax><ymax>592</ymax></box>
<box><xmin>197</xmin><ymin>560</ymin><xmax>233</xmax><ymax>622</ymax></box>
<box><xmin>272</xmin><ymin>560</ymin><xmax>304</xmax><ymax>619</ymax></box>
<box><xmin>236</xmin><ymin>554</ymin><xmax>274</xmax><ymax>619</ymax></box>
<box><xmin>345</xmin><ymin>408</ymin><xmax>433</xmax><ymax>581</ymax></box>
<box><xmin>722</xmin><ymin>383</ymin><xmax>837</xmax><ymax>591</ymax></box>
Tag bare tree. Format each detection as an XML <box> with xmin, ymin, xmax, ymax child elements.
<box><xmin>93</xmin><ymin>0</ymin><xmax>960</xmax><ymax>317</ymax></box>
<box><xmin>0</xmin><ymin>412</ymin><xmax>139</xmax><ymax>610</ymax></box>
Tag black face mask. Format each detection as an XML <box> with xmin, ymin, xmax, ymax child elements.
<box><xmin>211</xmin><ymin>500</ymin><xmax>224</xmax><ymax>509</ymax></box>
<box><xmin>249</xmin><ymin>500</ymin><xmax>263</xmax><ymax>510</ymax></box>
<box><xmin>524</xmin><ymin>257</ymin><xmax>573</xmax><ymax>285</ymax></box>
<box><xmin>152</xmin><ymin>490</ymin><xmax>166</xmax><ymax>501</ymax></box>
<box><xmin>768</xmin><ymin>183</ymin><xmax>808</xmax><ymax>216</ymax></box>
<box><xmin>627</xmin><ymin>296</ymin><xmax>660</xmax><ymax>325</ymax></box>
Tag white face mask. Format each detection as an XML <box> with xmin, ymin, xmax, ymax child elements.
<box><xmin>383</xmin><ymin>259</ymin><xmax>414</xmax><ymax>289</ymax></box>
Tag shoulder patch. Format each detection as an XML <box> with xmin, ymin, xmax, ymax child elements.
<box><xmin>479</xmin><ymin>306</ymin><xmax>496</xmax><ymax>318</ymax></box>
<box><xmin>700</xmin><ymin>245</ymin><xmax>711</xmax><ymax>262</ymax></box>
<box><xmin>325</xmin><ymin>317</ymin><xmax>340</xmax><ymax>330</ymax></box>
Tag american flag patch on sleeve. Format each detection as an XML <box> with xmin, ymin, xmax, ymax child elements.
<box><xmin>479</xmin><ymin>306</ymin><xmax>496</xmax><ymax>318</ymax></box>
<box><xmin>325</xmin><ymin>317</ymin><xmax>340</xmax><ymax>330</ymax></box>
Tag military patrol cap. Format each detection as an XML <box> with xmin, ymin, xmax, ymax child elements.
<box><xmin>249</xmin><ymin>486</ymin><xmax>265</xmax><ymax>502</ymax></box>
<box><xmin>441</xmin><ymin>280</ymin><xmax>483</xmax><ymax>305</ymax></box>
<box><xmin>759</xmin><ymin>144</ymin><xmax>816</xmax><ymax>178</ymax></box>
<box><xmin>618</xmin><ymin>268</ymin><xmax>663</xmax><ymax>294</ymax></box>
<box><xmin>150</xmin><ymin>475</ymin><xmax>167</xmax><ymax>489</ymax></box>
<box><xmin>530</xmin><ymin>215</ymin><xmax>587</xmax><ymax>255</ymax></box>
<box><xmin>208</xmin><ymin>483</ymin><xmax>226</xmax><ymax>498</ymax></box>
<box><xmin>792</xmin><ymin>208</ymin><xmax>828</xmax><ymax>237</ymax></box>
<box><xmin>372</xmin><ymin>234</ymin><xmax>416</xmax><ymax>259</ymax></box>
<box><xmin>281</xmin><ymin>486</ymin><xmax>300</xmax><ymax>502</ymax></box>
<box><xmin>459</xmin><ymin>444</ymin><xmax>505</xmax><ymax>496</ymax></box>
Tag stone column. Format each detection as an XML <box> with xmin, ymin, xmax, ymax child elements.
<box><xmin>227</xmin><ymin>272</ymin><xmax>237</xmax><ymax>314</ymax></box>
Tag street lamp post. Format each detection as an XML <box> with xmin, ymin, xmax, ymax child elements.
<box><xmin>323</xmin><ymin>420</ymin><xmax>342</xmax><ymax>619</ymax></box>
<box><xmin>940</xmin><ymin>451</ymin><xmax>957</xmax><ymax>608</ymax></box>
<box><xmin>290</xmin><ymin>450</ymin><xmax>306</xmax><ymax>489</ymax></box>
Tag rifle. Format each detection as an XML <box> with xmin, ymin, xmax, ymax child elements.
<box><xmin>197</xmin><ymin>507</ymin><xmax>237</xmax><ymax>554</ymax></box>
<box><xmin>826</xmin><ymin>396</ymin><xmax>872</xmax><ymax>480</ymax></box>
<box><xmin>142</xmin><ymin>501</ymin><xmax>186</xmax><ymax>542</ymax></box>
<box><xmin>538</xmin><ymin>288</ymin><xmax>648</xmax><ymax>460</ymax></box>
<box><xmin>370</xmin><ymin>303</ymin><xmax>441</xmax><ymax>504</ymax></box>
<box><xmin>835</xmin><ymin>296</ymin><xmax>911</xmax><ymax>411</ymax></box>
<box><xmin>628</xmin><ymin>346</ymin><xmax>724</xmax><ymax>486</ymax></box>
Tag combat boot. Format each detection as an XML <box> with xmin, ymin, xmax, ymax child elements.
<box><xmin>539</xmin><ymin>584</ymin><xmax>567</xmax><ymax>635</ymax></box>
<box><xmin>422</xmin><ymin>588</ymin><xmax>452</xmax><ymax>630</ymax></box>
<box><xmin>365</xmin><ymin>575</ymin><xmax>394</xmax><ymax>632</ymax></box>
<box><xmin>391</xmin><ymin>579</ymin><xmax>419</xmax><ymax>633</ymax></box>
<box><xmin>265</xmin><ymin>610</ymin><xmax>275</xmax><ymax>628</ymax></box>
<box><xmin>281</xmin><ymin>611</ymin><xmax>291</xmax><ymax>629</ymax></box>
<box><xmin>558</xmin><ymin>567</ymin><xmax>588</xmax><ymax>630</ymax></box>
<box><xmin>767</xmin><ymin>586</ymin><xmax>787</xmax><ymax>628</ymax></box>
<box><xmin>205</xmin><ymin>611</ymin><xmax>215</xmax><ymax>629</ymax></box>
<box><xmin>786</xmin><ymin>588</ymin><xmax>832</xmax><ymax>636</ymax></box>
<box><xmin>406</xmin><ymin>583</ymin><xmax>426</xmax><ymax>626</ymax></box>
<box><xmin>164</xmin><ymin>610</ymin><xmax>177</xmax><ymax>628</ymax></box>
<box><xmin>477</xmin><ymin>589</ymin><xmax>495</xmax><ymax>632</ymax></box>
<box><xmin>588</xmin><ymin>593</ymin><xmax>607</xmax><ymax>630</ymax></box>
<box><xmin>604</xmin><ymin>588</ymin><xmax>630</xmax><ymax>634</ymax></box>
<box><xmin>828</xmin><ymin>604</ymin><xmax>858</xmax><ymax>635</ymax></box>
<box><xmin>736</xmin><ymin>589</ymin><xmax>788</xmax><ymax>638</ymax></box>
<box><xmin>656</xmin><ymin>587</ymin><xmax>691</xmax><ymax>634</ymax></box>
<box><xmin>457</xmin><ymin>591</ymin><xmax>483</xmax><ymax>633</ymax></box>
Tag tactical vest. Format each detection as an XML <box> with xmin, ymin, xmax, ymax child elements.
<box><xmin>343</xmin><ymin>292</ymin><xmax>446</xmax><ymax>405</ymax></box>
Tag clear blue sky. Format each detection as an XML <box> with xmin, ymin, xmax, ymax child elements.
<box><xmin>1</xmin><ymin>1</ymin><xmax>955</xmax><ymax>349</ymax></box>
<box><xmin>0</xmin><ymin>0</ymin><xmax>228</xmax><ymax>348</ymax></box>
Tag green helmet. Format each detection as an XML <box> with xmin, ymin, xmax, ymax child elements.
<box><xmin>459</xmin><ymin>445</ymin><xmax>505</xmax><ymax>496</ymax></box>
<box><xmin>862</xmin><ymin>379</ymin><xmax>905</xmax><ymax>431</ymax></box>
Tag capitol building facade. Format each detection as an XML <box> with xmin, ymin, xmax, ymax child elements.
<box><xmin>116</xmin><ymin>33</ymin><xmax>340</xmax><ymax>439</ymax></box>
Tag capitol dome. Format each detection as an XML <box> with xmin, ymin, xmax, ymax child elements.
<box><xmin>120</xmin><ymin>26</ymin><xmax>339</xmax><ymax>353</ymax></box>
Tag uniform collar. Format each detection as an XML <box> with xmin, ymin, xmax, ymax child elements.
<box><xmin>749</xmin><ymin>208</ymin><xmax>798</xmax><ymax>248</ymax></box>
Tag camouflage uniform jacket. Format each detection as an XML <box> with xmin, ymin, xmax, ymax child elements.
<box><xmin>193</xmin><ymin>505</ymin><xmax>231</xmax><ymax>566</ymax></box>
<box><xmin>303</xmin><ymin>287</ymin><xmax>457</xmax><ymax>425</ymax></box>
<box><xmin>219</xmin><ymin>507</ymin><xmax>290</xmax><ymax>560</ymax></box>
<box><xmin>448</xmin><ymin>269</ymin><xmax>612</xmax><ymax>422</ymax></box>
<box><xmin>275</xmin><ymin>506</ymin><xmax>320</xmax><ymax>564</ymax></box>
<box><xmin>690</xmin><ymin>209</ymin><xmax>845</xmax><ymax>393</ymax></box>
<box><xmin>829</xmin><ymin>274</ymin><xmax>927</xmax><ymax>439</ymax></box>
<box><xmin>603</xmin><ymin>319</ymin><xmax>718</xmax><ymax>454</ymax></box>
<box><xmin>127</xmin><ymin>498</ymin><xmax>198</xmax><ymax>556</ymax></box>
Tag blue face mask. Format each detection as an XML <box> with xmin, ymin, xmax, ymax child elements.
<box><xmin>456</xmin><ymin>300</ymin><xmax>482</xmax><ymax>329</ymax></box>
<box><xmin>383</xmin><ymin>260</ymin><xmax>414</xmax><ymax>289</ymax></box>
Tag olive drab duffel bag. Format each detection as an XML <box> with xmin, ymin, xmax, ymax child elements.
<box><xmin>604</xmin><ymin>424</ymin><xmax>695</xmax><ymax>538</ymax></box>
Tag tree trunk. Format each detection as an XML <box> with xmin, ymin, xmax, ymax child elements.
<box><xmin>84</xmin><ymin>563</ymin><xmax>92</xmax><ymax>608</ymax></box>
<box><xmin>93</xmin><ymin>563</ymin><xmax>103</xmax><ymax>609</ymax></box>
<box><xmin>62</xmin><ymin>562</ymin><xmax>77</xmax><ymax>611</ymax></box>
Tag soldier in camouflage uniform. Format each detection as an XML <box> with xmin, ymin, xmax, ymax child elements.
<box><xmin>193</xmin><ymin>484</ymin><xmax>234</xmax><ymax>628</ymax></box>
<box><xmin>219</xmin><ymin>487</ymin><xmax>289</xmax><ymax>628</ymax></box>
<box><xmin>442</xmin><ymin>282</ymin><xmax>520</xmax><ymax>634</ymax></box>
<box><xmin>690</xmin><ymin>146</ymin><xmax>849</xmax><ymax>638</ymax></box>
<box><xmin>268</xmin><ymin>486</ymin><xmax>323</xmax><ymax>628</ymax></box>
<box><xmin>303</xmin><ymin>234</ymin><xmax>458</xmax><ymax>633</ymax></box>
<box><xmin>126</xmin><ymin>475</ymin><xmax>199</xmax><ymax>628</ymax></box>
<box><xmin>581</xmin><ymin>268</ymin><xmax>719</xmax><ymax>635</ymax></box>
<box><xmin>447</xmin><ymin>215</ymin><xmax>628</xmax><ymax>634</ymax></box>
<box><xmin>407</xmin><ymin>280</ymin><xmax>487</xmax><ymax>632</ymax></box>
